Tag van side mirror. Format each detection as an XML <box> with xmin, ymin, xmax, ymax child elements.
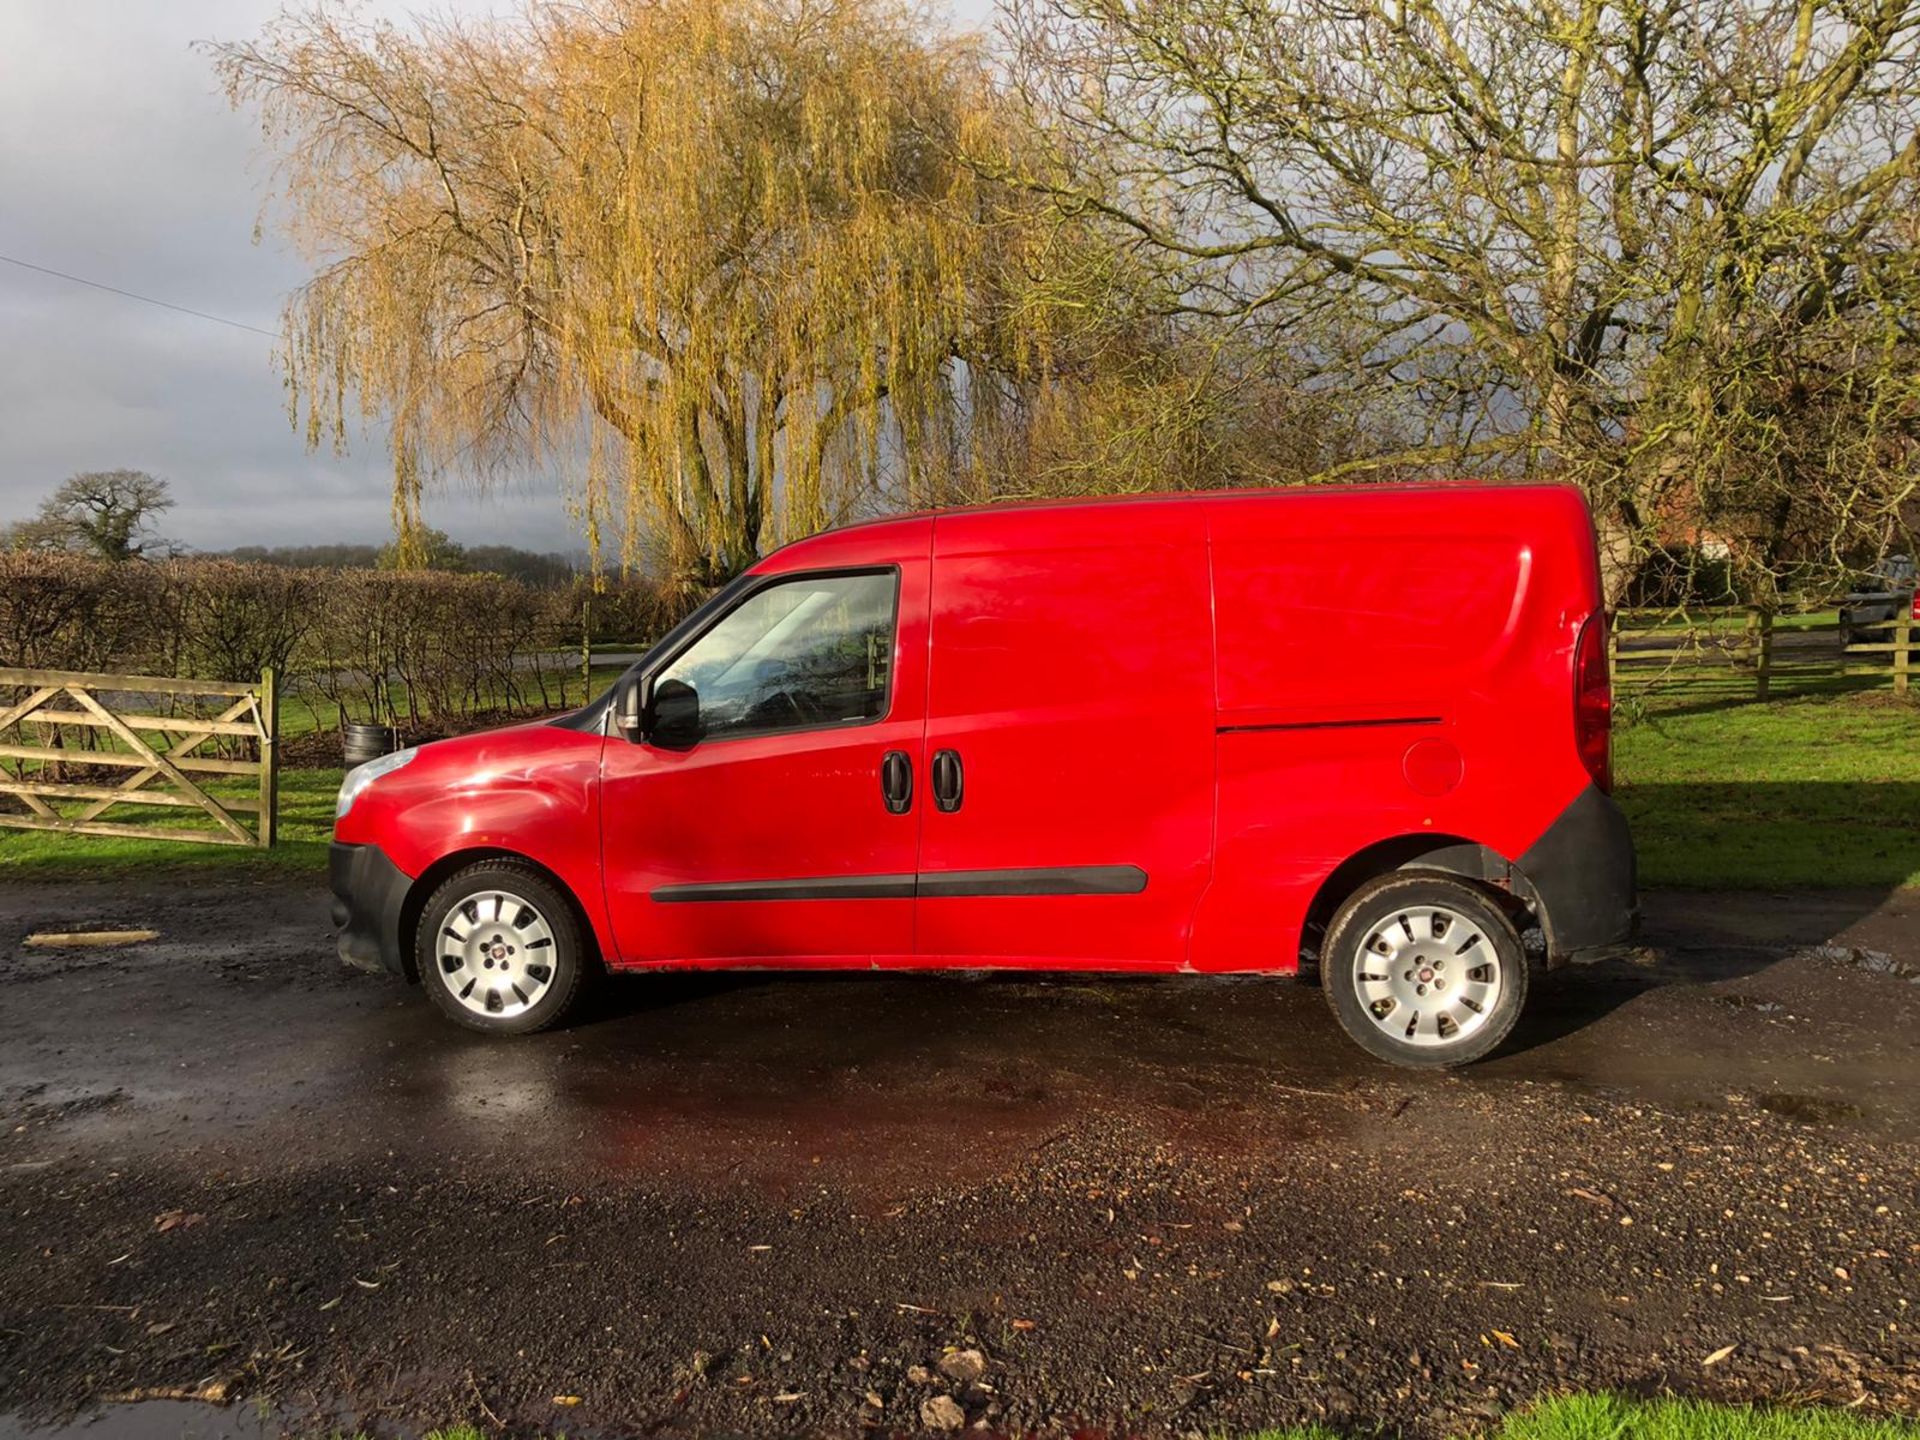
<box><xmin>614</xmin><ymin>674</ymin><xmax>646</xmax><ymax>743</ymax></box>
<box><xmin>646</xmin><ymin>677</ymin><xmax>704</xmax><ymax>750</ymax></box>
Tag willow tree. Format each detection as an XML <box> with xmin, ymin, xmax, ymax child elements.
<box><xmin>216</xmin><ymin>0</ymin><xmax>1099</xmax><ymax>585</ymax></box>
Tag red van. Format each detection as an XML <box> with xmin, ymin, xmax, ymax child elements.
<box><xmin>331</xmin><ymin>485</ymin><xmax>1634</xmax><ymax>1066</ymax></box>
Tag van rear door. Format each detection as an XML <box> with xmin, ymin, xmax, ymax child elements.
<box><xmin>913</xmin><ymin>505</ymin><xmax>1214</xmax><ymax>969</ymax></box>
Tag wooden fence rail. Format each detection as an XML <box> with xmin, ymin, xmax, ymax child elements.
<box><xmin>0</xmin><ymin>667</ymin><xmax>278</xmax><ymax>848</ymax></box>
<box><xmin>1610</xmin><ymin>608</ymin><xmax>1914</xmax><ymax>701</ymax></box>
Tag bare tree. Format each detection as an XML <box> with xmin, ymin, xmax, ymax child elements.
<box><xmin>4</xmin><ymin>470</ymin><xmax>175</xmax><ymax>561</ymax></box>
<box><xmin>1002</xmin><ymin>0</ymin><xmax>1920</xmax><ymax>597</ymax></box>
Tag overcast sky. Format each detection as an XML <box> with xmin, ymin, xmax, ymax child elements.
<box><xmin>0</xmin><ymin>2</ymin><xmax>590</xmax><ymax>552</ymax></box>
<box><xmin>1</xmin><ymin>0</ymin><xmax>984</xmax><ymax>556</ymax></box>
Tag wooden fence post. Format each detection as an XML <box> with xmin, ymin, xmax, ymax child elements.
<box><xmin>1896</xmin><ymin>619</ymin><xmax>1912</xmax><ymax>698</ymax></box>
<box><xmin>258</xmin><ymin>666</ymin><xmax>279</xmax><ymax>848</ymax></box>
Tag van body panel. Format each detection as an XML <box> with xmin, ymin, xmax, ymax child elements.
<box><xmin>912</xmin><ymin>505</ymin><xmax>1215</xmax><ymax>969</ymax></box>
<box><xmin>330</xmin><ymin>721</ymin><xmax>616</xmax><ymax>969</ymax></box>
<box><xmin>597</xmin><ymin>521</ymin><xmax>933</xmax><ymax>965</ymax></box>
<box><xmin>1186</xmin><ymin>485</ymin><xmax>1611</xmax><ymax>972</ymax></box>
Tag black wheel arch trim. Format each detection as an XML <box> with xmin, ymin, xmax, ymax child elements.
<box><xmin>1301</xmin><ymin>785</ymin><xmax>1637</xmax><ymax>971</ymax></box>
<box><xmin>332</xmin><ymin>842</ymin><xmax>608</xmax><ymax>985</ymax></box>
<box><xmin>1514</xmin><ymin>783</ymin><xmax>1639</xmax><ymax>960</ymax></box>
<box><xmin>330</xmin><ymin>840</ymin><xmax>414</xmax><ymax>979</ymax></box>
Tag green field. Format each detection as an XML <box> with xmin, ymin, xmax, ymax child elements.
<box><xmin>375</xmin><ymin>1396</ymin><xmax>1920</xmax><ymax>1440</ymax></box>
<box><xmin>271</xmin><ymin>663</ymin><xmax>628</xmax><ymax>742</ymax></box>
<box><xmin>1252</xmin><ymin>1393</ymin><xmax>1920</xmax><ymax>1439</ymax></box>
<box><xmin>2</xmin><ymin>688</ymin><xmax>1915</xmax><ymax>890</ymax></box>
<box><xmin>1622</xmin><ymin>607</ymin><xmax>1844</xmax><ymax>634</ymax></box>
<box><xmin>1616</xmin><ymin>689</ymin><xmax>1920</xmax><ymax>888</ymax></box>
<box><xmin>0</xmin><ymin>766</ymin><xmax>340</xmax><ymax>875</ymax></box>
<box><xmin>0</xmin><ymin>665</ymin><xmax>630</xmax><ymax>876</ymax></box>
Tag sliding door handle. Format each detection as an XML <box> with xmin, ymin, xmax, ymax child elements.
<box><xmin>931</xmin><ymin>749</ymin><xmax>964</xmax><ymax>812</ymax></box>
<box><xmin>880</xmin><ymin>750</ymin><xmax>913</xmax><ymax>815</ymax></box>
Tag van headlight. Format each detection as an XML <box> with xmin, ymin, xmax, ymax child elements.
<box><xmin>336</xmin><ymin>746</ymin><xmax>419</xmax><ymax>819</ymax></box>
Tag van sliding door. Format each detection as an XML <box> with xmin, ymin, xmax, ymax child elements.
<box><xmin>913</xmin><ymin>505</ymin><xmax>1215</xmax><ymax>970</ymax></box>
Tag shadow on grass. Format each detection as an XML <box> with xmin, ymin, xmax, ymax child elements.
<box><xmin>1620</xmin><ymin>780</ymin><xmax>1920</xmax><ymax>890</ymax></box>
<box><xmin>1620</xmin><ymin>672</ymin><xmax>1891</xmax><ymax>721</ymax></box>
<box><xmin>1500</xmin><ymin>787</ymin><xmax>1917</xmax><ymax>1061</ymax></box>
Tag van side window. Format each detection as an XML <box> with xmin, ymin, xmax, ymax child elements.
<box><xmin>655</xmin><ymin>570</ymin><xmax>896</xmax><ymax>741</ymax></box>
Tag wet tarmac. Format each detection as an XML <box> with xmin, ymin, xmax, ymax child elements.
<box><xmin>2</xmin><ymin>879</ymin><xmax>1917</xmax><ymax>1436</ymax></box>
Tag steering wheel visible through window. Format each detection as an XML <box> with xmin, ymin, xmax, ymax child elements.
<box><xmin>652</xmin><ymin>570</ymin><xmax>897</xmax><ymax>743</ymax></box>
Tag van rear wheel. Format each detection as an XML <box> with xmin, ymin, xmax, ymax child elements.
<box><xmin>1321</xmin><ymin>873</ymin><xmax>1526</xmax><ymax>1068</ymax></box>
<box><xmin>416</xmin><ymin>860</ymin><xmax>587</xmax><ymax>1035</ymax></box>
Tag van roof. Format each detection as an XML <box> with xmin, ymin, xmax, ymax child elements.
<box><xmin>902</xmin><ymin>477</ymin><xmax>1574</xmax><ymax>520</ymax></box>
<box><xmin>765</xmin><ymin>479</ymin><xmax>1588</xmax><ymax>556</ymax></box>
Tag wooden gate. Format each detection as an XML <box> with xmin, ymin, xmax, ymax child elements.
<box><xmin>0</xmin><ymin>667</ymin><xmax>278</xmax><ymax>848</ymax></box>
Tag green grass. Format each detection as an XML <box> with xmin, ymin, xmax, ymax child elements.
<box><xmin>1619</xmin><ymin>608</ymin><xmax>1842</xmax><ymax>634</ymax></box>
<box><xmin>274</xmin><ymin>664</ymin><xmax>628</xmax><ymax>741</ymax></box>
<box><xmin>0</xmin><ymin>665</ymin><xmax>632</xmax><ymax>876</ymax></box>
<box><xmin>313</xmin><ymin>1398</ymin><xmax>1920</xmax><ymax>1440</ymax></box>
<box><xmin>0</xmin><ymin>767</ymin><xmax>340</xmax><ymax>875</ymax></box>
<box><xmin>354</xmin><ymin>1397</ymin><xmax>1920</xmax><ymax>1440</ymax></box>
<box><xmin>1617</xmin><ymin>689</ymin><xmax>1920</xmax><ymax>888</ymax></box>
<box><xmin>1248</xmin><ymin>1394</ymin><xmax>1920</xmax><ymax>1439</ymax></box>
<box><xmin>3</xmin><ymin>686</ymin><xmax>1915</xmax><ymax>890</ymax></box>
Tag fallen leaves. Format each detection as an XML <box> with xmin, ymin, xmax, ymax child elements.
<box><xmin>152</xmin><ymin>1211</ymin><xmax>204</xmax><ymax>1234</ymax></box>
<box><xmin>1703</xmin><ymin>1343</ymin><xmax>1739</xmax><ymax>1367</ymax></box>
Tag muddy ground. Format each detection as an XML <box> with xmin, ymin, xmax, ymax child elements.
<box><xmin>1</xmin><ymin>879</ymin><xmax>1917</xmax><ymax>1438</ymax></box>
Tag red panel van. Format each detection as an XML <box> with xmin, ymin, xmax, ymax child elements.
<box><xmin>330</xmin><ymin>484</ymin><xmax>1635</xmax><ymax>1066</ymax></box>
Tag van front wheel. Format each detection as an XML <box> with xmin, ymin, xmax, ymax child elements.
<box><xmin>416</xmin><ymin>860</ymin><xmax>587</xmax><ymax>1035</ymax></box>
<box><xmin>1321</xmin><ymin>873</ymin><xmax>1526</xmax><ymax>1068</ymax></box>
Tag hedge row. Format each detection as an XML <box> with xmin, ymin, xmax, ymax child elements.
<box><xmin>0</xmin><ymin>554</ymin><xmax>697</xmax><ymax>730</ymax></box>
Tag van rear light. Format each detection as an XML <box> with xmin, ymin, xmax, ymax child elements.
<box><xmin>1574</xmin><ymin>614</ymin><xmax>1612</xmax><ymax>793</ymax></box>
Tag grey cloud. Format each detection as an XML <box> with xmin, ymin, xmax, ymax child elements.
<box><xmin>0</xmin><ymin>0</ymin><xmax>577</xmax><ymax>553</ymax></box>
<box><xmin>0</xmin><ymin>0</ymin><xmax>990</xmax><ymax>555</ymax></box>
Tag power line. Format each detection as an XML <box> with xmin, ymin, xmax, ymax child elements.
<box><xmin>0</xmin><ymin>253</ymin><xmax>281</xmax><ymax>340</ymax></box>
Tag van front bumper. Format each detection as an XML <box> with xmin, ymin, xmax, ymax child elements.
<box><xmin>329</xmin><ymin>841</ymin><xmax>413</xmax><ymax>978</ymax></box>
<box><xmin>1517</xmin><ymin>785</ymin><xmax>1639</xmax><ymax>963</ymax></box>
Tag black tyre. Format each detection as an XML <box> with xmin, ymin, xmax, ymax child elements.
<box><xmin>415</xmin><ymin>859</ymin><xmax>588</xmax><ymax>1035</ymax></box>
<box><xmin>1321</xmin><ymin>872</ymin><xmax>1527</xmax><ymax>1068</ymax></box>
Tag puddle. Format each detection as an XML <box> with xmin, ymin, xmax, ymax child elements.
<box><xmin>1710</xmin><ymin>993</ymin><xmax>1786</xmax><ymax>1014</ymax></box>
<box><xmin>1810</xmin><ymin>944</ymin><xmax>1920</xmax><ymax>981</ymax></box>
<box><xmin>1756</xmin><ymin>1091</ymin><xmax>1866</xmax><ymax>1124</ymax></box>
<box><xmin>0</xmin><ymin>1402</ymin><xmax>285</xmax><ymax>1440</ymax></box>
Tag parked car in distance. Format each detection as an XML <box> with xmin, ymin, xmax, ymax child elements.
<box><xmin>1838</xmin><ymin>554</ymin><xmax>1917</xmax><ymax>648</ymax></box>
<box><xmin>331</xmin><ymin>483</ymin><xmax>1636</xmax><ymax>1068</ymax></box>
